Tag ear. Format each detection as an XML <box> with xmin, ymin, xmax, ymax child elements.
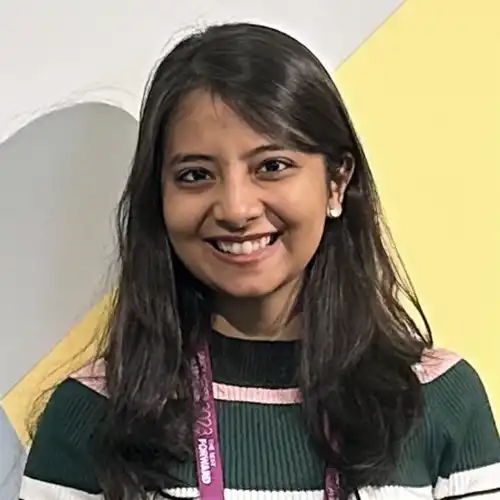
<box><xmin>327</xmin><ymin>153</ymin><xmax>355</xmax><ymax>218</ymax></box>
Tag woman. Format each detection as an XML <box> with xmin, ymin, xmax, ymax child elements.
<box><xmin>21</xmin><ymin>22</ymin><xmax>499</xmax><ymax>500</ymax></box>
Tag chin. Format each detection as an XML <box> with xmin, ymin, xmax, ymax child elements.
<box><xmin>211</xmin><ymin>278</ymin><xmax>280</xmax><ymax>299</ymax></box>
<box><xmin>202</xmin><ymin>266</ymin><xmax>300</xmax><ymax>300</ymax></box>
<box><xmin>218</xmin><ymin>285</ymin><xmax>275</xmax><ymax>299</ymax></box>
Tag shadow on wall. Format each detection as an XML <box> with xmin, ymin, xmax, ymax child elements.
<box><xmin>0</xmin><ymin>103</ymin><xmax>138</xmax><ymax>399</ymax></box>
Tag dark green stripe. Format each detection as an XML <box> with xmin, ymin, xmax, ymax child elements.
<box><xmin>210</xmin><ymin>330</ymin><xmax>299</xmax><ymax>389</ymax></box>
<box><xmin>24</xmin><ymin>379</ymin><xmax>104</xmax><ymax>494</ymax></box>
<box><xmin>215</xmin><ymin>401</ymin><xmax>323</xmax><ymax>490</ymax></box>
<box><xmin>422</xmin><ymin>360</ymin><xmax>500</xmax><ymax>477</ymax></box>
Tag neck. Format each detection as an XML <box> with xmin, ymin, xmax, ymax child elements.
<box><xmin>212</xmin><ymin>280</ymin><xmax>300</xmax><ymax>341</ymax></box>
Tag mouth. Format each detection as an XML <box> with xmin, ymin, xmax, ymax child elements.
<box><xmin>206</xmin><ymin>232</ymin><xmax>280</xmax><ymax>256</ymax></box>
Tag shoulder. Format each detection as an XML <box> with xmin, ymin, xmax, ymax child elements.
<box><xmin>22</xmin><ymin>362</ymin><xmax>108</xmax><ymax>498</ymax></box>
<box><xmin>70</xmin><ymin>358</ymin><xmax>108</xmax><ymax>396</ymax></box>
<box><xmin>415</xmin><ymin>348</ymin><xmax>493</xmax><ymax>409</ymax></box>
<box><xmin>33</xmin><ymin>358</ymin><xmax>109</xmax><ymax>439</ymax></box>
<box><xmin>413</xmin><ymin>347</ymin><xmax>461</xmax><ymax>384</ymax></box>
<box><xmin>30</xmin><ymin>359</ymin><xmax>109</xmax><ymax>455</ymax></box>
<box><xmin>415</xmin><ymin>347</ymin><xmax>496</xmax><ymax>424</ymax></box>
<box><xmin>31</xmin><ymin>363</ymin><xmax>108</xmax><ymax>443</ymax></box>
<box><xmin>411</xmin><ymin>348</ymin><xmax>500</xmax><ymax>494</ymax></box>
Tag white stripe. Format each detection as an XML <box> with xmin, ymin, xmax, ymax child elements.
<box><xmin>143</xmin><ymin>486</ymin><xmax>325</xmax><ymax>499</ymax></box>
<box><xmin>446</xmin><ymin>492</ymin><xmax>500</xmax><ymax>500</ymax></box>
<box><xmin>358</xmin><ymin>485</ymin><xmax>432</xmax><ymax>499</ymax></box>
<box><xmin>433</xmin><ymin>462</ymin><xmax>500</xmax><ymax>499</ymax></box>
<box><xmin>21</xmin><ymin>476</ymin><xmax>102</xmax><ymax>499</ymax></box>
<box><xmin>21</xmin><ymin>480</ymin><xmax>324</xmax><ymax>500</ymax></box>
<box><xmin>29</xmin><ymin>475</ymin><xmax>490</xmax><ymax>500</ymax></box>
<box><xmin>162</xmin><ymin>486</ymin><xmax>434</xmax><ymax>499</ymax></box>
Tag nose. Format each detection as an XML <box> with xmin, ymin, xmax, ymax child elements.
<box><xmin>212</xmin><ymin>175</ymin><xmax>263</xmax><ymax>229</ymax></box>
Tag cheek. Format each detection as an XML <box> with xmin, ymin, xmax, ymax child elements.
<box><xmin>276</xmin><ymin>181</ymin><xmax>328</xmax><ymax>259</ymax></box>
<box><xmin>162</xmin><ymin>182</ymin><xmax>201</xmax><ymax>234</ymax></box>
<box><xmin>286</xmin><ymin>209</ymin><xmax>326</xmax><ymax>262</ymax></box>
<box><xmin>163</xmin><ymin>212</ymin><xmax>205</xmax><ymax>281</ymax></box>
<box><xmin>162</xmin><ymin>191</ymin><xmax>197</xmax><ymax>252</ymax></box>
<box><xmin>161</xmin><ymin>190</ymin><xmax>213</xmax><ymax>279</ymax></box>
<box><xmin>274</xmin><ymin>196</ymin><xmax>326</xmax><ymax>272</ymax></box>
<box><xmin>277</xmin><ymin>176</ymin><xmax>329</xmax><ymax>229</ymax></box>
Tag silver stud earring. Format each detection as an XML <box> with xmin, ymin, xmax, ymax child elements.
<box><xmin>327</xmin><ymin>206</ymin><xmax>342</xmax><ymax>218</ymax></box>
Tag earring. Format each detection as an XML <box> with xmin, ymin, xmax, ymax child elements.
<box><xmin>327</xmin><ymin>206</ymin><xmax>342</xmax><ymax>218</ymax></box>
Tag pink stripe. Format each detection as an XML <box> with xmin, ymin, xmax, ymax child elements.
<box><xmin>213</xmin><ymin>383</ymin><xmax>301</xmax><ymax>404</ymax></box>
<box><xmin>70</xmin><ymin>359</ymin><xmax>107</xmax><ymax>397</ymax></box>
<box><xmin>414</xmin><ymin>348</ymin><xmax>461</xmax><ymax>384</ymax></box>
<box><xmin>70</xmin><ymin>362</ymin><xmax>300</xmax><ymax>404</ymax></box>
<box><xmin>70</xmin><ymin>348</ymin><xmax>461</xmax><ymax>400</ymax></box>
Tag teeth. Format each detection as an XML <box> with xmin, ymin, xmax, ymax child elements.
<box><xmin>216</xmin><ymin>235</ymin><xmax>272</xmax><ymax>255</ymax></box>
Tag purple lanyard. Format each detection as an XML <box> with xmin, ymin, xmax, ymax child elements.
<box><xmin>191</xmin><ymin>343</ymin><xmax>340</xmax><ymax>499</ymax></box>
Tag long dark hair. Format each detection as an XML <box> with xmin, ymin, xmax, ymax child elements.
<box><xmin>94</xmin><ymin>22</ymin><xmax>432</xmax><ymax>499</ymax></box>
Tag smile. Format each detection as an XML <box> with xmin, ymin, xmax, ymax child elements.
<box><xmin>205</xmin><ymin>232</ymin><xmax>280</xmax><ymax>262</ymax></box>
<box><xmin>214</xmin><ymin>234</ymin><xmax>278</xmax><ymax>255</ymax></box>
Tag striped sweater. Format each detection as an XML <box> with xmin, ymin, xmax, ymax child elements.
<box><xmin>21</xmin><ymin>332</ymin><xmax>500</xmax><ymax>499</ymax></box>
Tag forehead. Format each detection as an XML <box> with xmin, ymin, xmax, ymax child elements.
<box><xmin>166</xmin><ymin>90</ymin><xmax>271</xmax><ymax>154</ymax></box>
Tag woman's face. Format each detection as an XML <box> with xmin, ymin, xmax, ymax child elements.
<box><xmin>162</xmin><ymin>90</ymin><xmax>342</xmax><ymax>298</ymax></box>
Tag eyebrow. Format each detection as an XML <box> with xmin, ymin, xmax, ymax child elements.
<box><xmin>167</xmin><ymin>143</ymin><xmax>287</xmax><ymax>167</ymax></box>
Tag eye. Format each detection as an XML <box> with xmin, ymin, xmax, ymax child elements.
<box><xmin>176</xmin><ymin>168</ymin><xmax>213</xmax><ymax>184</ymax></box>
<box><xmin>257</xmin><ymin>158</ymin><xmax>293</xmax><ymax>176</ymax></box>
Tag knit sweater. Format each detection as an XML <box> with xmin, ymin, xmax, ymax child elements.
<box><xmin>21</xmin><ymin>332</ymin><xmax>500</xmax><ymax>500</ymax></box>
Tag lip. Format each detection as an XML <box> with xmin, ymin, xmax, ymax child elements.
<box><xmin>206</xmin><ymin>236</ymin><xmax>280</xmax><ymax>265</ymax></box>
<box><xmin>204</xmin><ymin>231</ymin><xmax>277</xmax><ymax>243</ymax></box>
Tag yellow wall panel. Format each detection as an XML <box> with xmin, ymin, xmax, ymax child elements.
<box><xmin>335</xmin><ymin>0</ymin><xmax>499</xmax><ymax>417</ymax></box>
<box><xmin>2</xmin><ymin>297</ymin><xmax>110</xmax><ymax>442</ymax></box>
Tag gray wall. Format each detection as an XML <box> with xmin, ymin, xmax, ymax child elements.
<box><xmin>0</xmin><ymin>103</ymin><xmax>138</xmax><ymax>397</ymax></box>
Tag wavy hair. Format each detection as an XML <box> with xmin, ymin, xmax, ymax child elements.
<box><xmin>93</xmin><ymin>22</ymin><xmax>432</xmax><ymax>500</ymax></box>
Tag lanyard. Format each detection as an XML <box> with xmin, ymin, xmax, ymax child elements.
<box><xmin>191</xmin><ymin>343</ymin><xmax>340</xmax><ymax>499</ymax></box>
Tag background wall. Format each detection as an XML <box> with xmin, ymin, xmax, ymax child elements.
<box><xmin>0</xmin><ymin>0</ymin><xmax>498</xmax><ymax>496</ymax></box>
<box><xmin>0</xmin><ymin>103</ymin><xmax>137</xmax><ymax>397</ymax></box>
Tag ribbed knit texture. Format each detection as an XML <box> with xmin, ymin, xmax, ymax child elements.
<box><xmin>21</xmin><ymin>332</ymin><xmax>500</xmax><ymax>499</ymax></box>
